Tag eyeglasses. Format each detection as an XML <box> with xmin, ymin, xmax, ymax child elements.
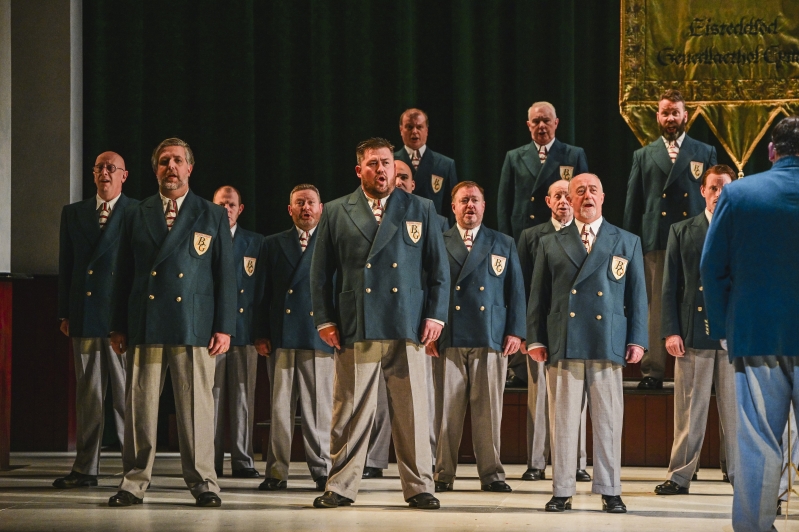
<box><xmin>93</xmin><ymin>163</ymin><xmax>125</xmax><ymax>174</ymax></box>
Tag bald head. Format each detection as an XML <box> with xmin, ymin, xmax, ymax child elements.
<box><xmin>545</xmin><ymin>179</ymin><xmax>573</xmax><ymax>224</ymax></box>
<box><xmin>568</xmin><ymin>173</ymin><xmax>605</xmax><ymax>224</ymax></box>
<box><xmin>394</xmin><ymin>160</ymin><xmax>415</xmax><ymax>193</ymax></box>
<box><xmin>527</xmin><ymin>101</ymin><xmax>559</xmax><ymax>146</ymax></box>
<box><xmin>93</xmin><ymin>151</ymin><xmax>128</xmax><ymax>201</ymax></box>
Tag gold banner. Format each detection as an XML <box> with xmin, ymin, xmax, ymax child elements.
<box><xmin>620</xmin><ymin>0</ymin><xmax>799</xmax><ymax>173</ymax></box>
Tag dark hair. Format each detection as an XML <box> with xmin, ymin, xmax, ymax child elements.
<box><xmin>451</xmin><ymin>180</ymin><xmax>485</xmax><ymax>200</ymax></box>
<box><xmin>289</xmin><ymin>184</ymin><xmax>321</xmax><ymax>203</ymax></box>
<box><xmin>659</xmin><ymin>89</ymin><xmax>685</xmax><ymax>106</ymax></box>
<box><xmin>399</xmin><ymin>108</ymin><xmax>429</xmax><ymax>127</ymax></box>
<box><xmin>772</xmin><ymin>116</ymin><xmax>799</xmax><ymax>158</ymax></box>
<box><xmin>151</xmin><ymin>137</ymin><xmax>194</xmax><ymax>172</ymax></box>
<box><xmin>701</xmin><ymin>164</ymin><xmax>737</xmax><ymax>186</ymax></box>
<box><xmin>213</xmin><ymin>185</ymin><xmax>242</xmax><ymax>204</ymax></box>
<box><xmin>355</xmin><ymin>138</ymin><xmax>394</xmax><ymax>164</ymax></box>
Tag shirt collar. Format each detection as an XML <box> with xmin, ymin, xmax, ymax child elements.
<box><xmin>404</xmin><ymin>144</ymin><xmax>427</xmax><ymax>158</ymax></box>
<box><xmin>550</xmin><ymin>216</ymin><xmax>573</xmax><ymax>231</ymax></box>
<box><xmin>96</xmin><ymin>193</ymin><xmax>121</xmax><ymax>211</ymax></box>
<box><xmin>160</xmin><ymin>189</ymin><xmax>189</xmax><ymax>212</ymax></box>
<box><xmin>295</xmin><ymin>225</ymin><xmax>316</xmax><ymax>238</ymax></box>
<box><xmin>533</xmin><ymin>138</ymin><xmax>556</xmax><ymax>153</ymax></box>
<box><xmin>574</xmin><ymin>216</ymin><xmax>603</xmax><ymax>237</ymax></box>
<box><xmin>362</xmin><ymin>187</ymin><xmax>389</xmax><ymax>209</ymax></box>
<box><xmin>456</xmin><ymin>223</ymin><xmax>481</xmax><ymax>242</ymax></box>
<box><xmin>230</xmin><ymin>224</ymin><xmax>237</xmax><ymax>238</ymax></box>
<box><xmin>662</xmin><ymin>131</ymin><xmax>686</xmax><ymax>147</ymax></box>
<box><xmin>705</xmin><ymin>208</ymin><xmax>713</xmax><ymax>224</ymax></box>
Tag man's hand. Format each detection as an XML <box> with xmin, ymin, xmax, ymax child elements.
<box><xmin>665</xmin><ymin>335</ymin><xmax>685</xmax><ymax>358</ymax></box>
<box><xmin>110</xmin><ymin>332</ymin><xmax>127</xmax><ymax>355</ymax></box>
<box><xmin>254</xmin><ymin>338</ymin><xmax>272</xmax><ymax>357</ymax></box>
<box><xmin>425</xmin><ymin>341</ymin><xmax>439</xmax><ymax>358</ymax></box>
<box><xmin>420</xmin><ymin>320</ymin><xmax>444</xmax><ymax>345</ymax></box>
<box><xmin>502</xmin><ymin>335</ymin><xmax>522</xmax><ymax>357</ymax></box>
<box><xmin>208</xmin><ymin>333</ymin><xmax>231</xmax><ymax>357</ymax></box>
<box><xmin>626</xmin><ymin>344</ymin><xmax>645</xmax><ymax>364</ymax></box>
<box><xmin>529</xmin><ymin>346</ymin><xmax>548</xmax><ymax>362</ymax></box>
<box><xmin>319</xmin><ymin>325</ymin><xmax>341</xmax><ymax>351</ymax></box>
<box><xmin>520</xmin><ymin>343</ymin><xmax>528</xmax><ymax>355</ymax></box>
<box><xmin>59</xmin><ymin>319</ymin><xmax>69</xmax><ymax>337</ymax></box>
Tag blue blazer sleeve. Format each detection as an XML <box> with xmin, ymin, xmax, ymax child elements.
<box><xmin>497</xmin><ymin>152</ymin><xmax>514</xmax><ymax>236</ymax></box>
<box><xmin>212</xmin><ymin>212</ymin><xmax>237</xmax><ymax>336</ymax></box>
<box><xmin>575</xmin><ymin>148</ymin><xmax>589</xmax><ymax>174</ymax></box>
<box><xmin>526</xmin><ymin>238</ymin><xmax>552</xmax><ymax>347</ymax></box>
<box><xmin>624</xmin><ymin>235</ymin><xmax>649</xmax><ymax>349</ymax></box>
<box><xmin>700</xmin><ymin>191</ymin><xmax>732</xmax><ymax>340</ymax></box>
<box><xmin>311</xmin><ymin>207</ymin><xmax>337</xmax><ymax>328</ymax></box>
<box><xmin>661</xmin><ymin>224</ymin><xmax>682</xmax><ymax>339</ymax></box>
<box><xmin>110</xmin><ymin>204</ymin><xmax>134</xmax><ymax>334</ymax></box>
<box><xmin>422</xmin><ymin>200</ymin><xmax>450</xmax><ymax>322</ymax></box>
<box><xmin>504</xmin><ymin>239</ymin><xmax>527</xmax><ymax>340</ymax></box>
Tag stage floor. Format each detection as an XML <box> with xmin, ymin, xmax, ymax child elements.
<box><xmin>1</xmin><ymin>454</ymin><xmax>797</xmax><ymax>531</ymax></box>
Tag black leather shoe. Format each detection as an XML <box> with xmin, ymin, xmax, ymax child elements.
<box><xmin>506</xmin><ymin>375</ymin><xmax>526</xmax><ymax>388</ymax></box>
<box><xmin>314</xmin><ymin>476</ymin><xmax>328</xmax><ymax>492</ymax></box>
<box><xmin>434</xmin><ymin>481</ymin><xmax>453</xmax><ymax>492</ymax></box>
<box><xmin>544</xmin><ymin>496</ymin><xmax>572</xmax><ymax>512</ymax></box>
<box><xmin>362</xmin><ymin>467</ymin><xmax>383</xmax><ymax>479</ymax></box>
<box><xmin>407</xmin><ymin>492</ymin><xmax>440</xmax><ymax>509</ymax></box>
<box><xmin>313</xmin><ymin>491</ymin><xmax>353</xmax><ymax>508</ymax></box>
<box><xmin>521</xmin><ymin>468</ymin><xmax>545</xmax><ymax>481</ymax></box>
<box><xmin>196</xmin><ymin>492</ymin><xmax>222</xmax><ymax>507</ymax></box>
<box><xmin>602</xmin><ymin>495</ymin><xmax>627</xmax><ymax>513</ymax></box>
<box><xmin>258</xmin><ymin>478</ymin><xmax>287</xmax><ymax>491</ymax></box>
<box><xmin>108</xmin><ymin>490</ymin><xmax>143</xmax><ymax>507</ymax></box>
<box><xmin>777</xmin><ymin>500</ymin><xmax>782</xmax><ymax>516</ymax></box>
<box><xmin>53</xmin><ymin>471</ymin><xmax>98</xmax><ymax>489</ymax></box>
<box><xmin>692</xmin><ymin>472</ymin><xmax>698</xmax><ymax>481</ymax></box>
<box><xmin>722</xmin><ymin>473</ymin><xmax>730</xmax><ymax>483</ymax></box>
<box><xmin>576</xmin><ymin>469</ymin><xmax>591</xmax><ymax>482</ymax></box>
<box><xmin>655</xmin><ymin>480</ymin><xmax>689</xmax><ymax>495</ymax></box>
<box><xmin>232</xmin><ymin>468</ymin><xmax>260</xmax><ymax>478</ymax></box>
<box><xmin>637</xmin><ymin>377</ymin><xmax>663</xmax><ymax>390</ymax></box>
<box><xmin>481</xmin><ymin>480</ymin><xmax>512</xmax><ymax>492</ymax></box>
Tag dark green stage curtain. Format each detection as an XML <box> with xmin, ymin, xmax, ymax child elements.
<box><xmin>83</xmin><ymin>0</ymin><xmax>772</xmax><ymax>238</ymax></box>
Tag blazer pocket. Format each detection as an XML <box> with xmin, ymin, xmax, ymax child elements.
<box><xmin>491</xmin><ymin>304</ymin><xmax>507</xmax><ymax>346</ymax></box>
<box><xmin>546</xmin><ymin>311</ymin><xmax>562</xmax><ymax>357</ymax></box>
<box><xmin>611</xmin><ymin>312</ymin><xmax>628</xmax><ymax>356</ymax></box>
<box><xmin>193</xmin><ymin>294</ymin><xmax>214</xmax><ymax>338</ymax></box>
<box><xmin>337</xmin><ymin>290</ymin><xmax>357</xmax><ymax>338</ymax></box>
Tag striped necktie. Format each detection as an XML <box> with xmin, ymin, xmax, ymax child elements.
<box><xmin>539</xmin><ymin>146</ymin><xmax>547</xmax><ymax>163</ymax></box>
<box><xmin>411</xmin><ymin>149</ymin><xmax>420</xmax><ymax>170</ymax></box>
<box><xmin>581</xmin><ymin>223</ymin><xmax>592</xmax><ymax>253</ymax></box>
<box><xmin>165</xmin><ymin>199</ymin><xmax>177</xmax><ymax>230</ymax></box>
<box><xmin>463</xmin><ymin>229</ymin><xmax>473</xmax><ymax>252</ymax></box>
<box><xmin>299</xmin><ymin>230</ymin><xmax>309</xmax><ymax>252</ymax></box>
<box><xmin>372</xmin><ymin>199</ymin><xmax>383</xmax><ymax>225</ymax></box>
<box><xmin>667</xmin><ymin>140</ymin><xmax>679</xmax><ymax>163</ymax></box>
<box><xmin>98</xmin><ymin>202</ymin><xmax>110</xmax><ymax>230</ymax></box>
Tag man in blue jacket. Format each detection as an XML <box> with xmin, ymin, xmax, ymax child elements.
<box><xmin>655</xmin><ymin>165</ymin><xmax>737</xmax><ymax>496</ymax></box>
<box><xmin>311</xmin><ymin>138</ymin><xmax>449</xmax><ymax>510</ymax></box>
<box><xmin>701</xmin><ymin>117</ymin><xmax>799</xmax><ymax>531</ymax></box>
<box><xmin>54</xmin><ymin>151</ymin><xmax>136</xmax><ymax>489</ymax></box>
<box><xmin>211</xmin><ymin>186</ymin><xmax>264</xmax><ymax>479</ymax></box>
<box><xmin>108</xmin><ymin>138</ymin><xmax>236</xmax><ymax>508</ymax></box>
<box><xmin>497</xmin><ymin>101</ymin><xmax>589</xmax><ymax>241</ymax></box>
<box><xmin>528</xmin><ymin>173</ymin><xmax>647</xmax><ymax>514</ymax></box>
<box><xmin>255</xmin><ymin>184</ymin><xmax>334</xmax><ymax>492</ymax></box>
<box><xmin>433</xmin><ymin>181</ymin><xmax>525</xmax><ymax>493</ymax></box>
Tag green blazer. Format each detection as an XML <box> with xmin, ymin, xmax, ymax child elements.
<box><xmin>111</xmin><ymin>190</ymin><xmax>237</xmax><ymax>346</ymax></box>
<box><xmin>310</xmin><ymin>186</ymin><xmax>450</xmax><ymax>346</ymax></box>
<box><xmin>517</xmin><ymin>219</ymin><xmax>560</xmax><ymax>302</ymax></box>
<box><xmin>623</xmin><ymin>135</ymin><xmax>717</xmax><ymax>254</ymax></box>
<box><xmin>395</xmin><ymin>146</ymin><xmax>458</xmax><ymax>223</ymax></box>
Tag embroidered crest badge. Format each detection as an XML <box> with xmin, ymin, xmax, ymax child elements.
<box><xmin>611</xmin><ymin>255</ymin><xmax>629</xmax><ymax>280</ymax></box>
<box><xmin>406</xmin><ymin>221</ymin><xmax>422</xmax><ymax>243</ymax></box>
<box><xmin>491</xmin><ymin>254</ymin><xmax>507</xmax><ymax>276</ymax></box>
<box><xmin>193</xmin><ymin>232</ymin><xmax>212</xmax><ymax>256</ymax></box>
<box><xmin>559</xmin><ymin>166</ymin><xmax>574</xmax><ymax>180</ymax></box>
<box><xmin>691</xmin><ymin>161</ymin><xmax>704</xmax><ymax>179</ymax></box>
<box><xmin>244</xmin><ymin>256</ymin><xmax>256</xmax><ymax>277</ymax></box>
<box><xmin>431</xmin><ymin>174</ymin><xmax>444</xmax><ymax>193</ymax></box>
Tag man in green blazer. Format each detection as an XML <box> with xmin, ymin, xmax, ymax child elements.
<box><xmin>108</xmin><ymin>138</ymin><xmax>237</xmax><ymax>508</ymax></box>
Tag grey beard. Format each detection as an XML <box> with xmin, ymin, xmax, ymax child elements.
<box><xmin>160</xmin><ymin>178</ymin><xmax>185</xmax><ymax>190</ymax></box>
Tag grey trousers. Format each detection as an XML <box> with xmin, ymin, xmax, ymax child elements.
<box><xmin>212</xmin><ymin>345</ymin><xmax>258</xmax><ymax>471</ymax></box>
<box><xmin>119</xmin><ymin>345</ymin><xmax>219</xmax><ymax>499</ymax></box>
<box><xmin>548</xmin><ymin>359</ymin><xmax>623</xmax><ymax>497</ymax></box>
<box><xmin>435</xmin><ymin>347</ymin><xmax>507</xmax><ymax>485</ymax></box>
<box><xmin>779</xmin><ymin>405</ymin><xmax>799</xmax><ymax>502</ymax></box>
<box><xmin>668</xmin><ymin>348</ymin><xmax>737</xmax><ymax>488</ymax></box>
<box><xmin>641</xmin><ymin>250</ymin><xmax>667</xmax><ymax>380</ymax></box>
<box><xmin>264</xmin><ymin>348</ymin><xmax>334</xmax><ymax>481</ymax></box>
<box><xmin>71</xmin><ymin>337</ymin><xmax>126</xmax><ymax>476</ymax></box>
<box><xmin>326</xmin><ymin>340</ymin><xmax>433</xmax><ymax>501</ymax></box>
<box><xmin>365</xmin><ymin>374</ymin><xmax>392</xmax><ymax>469</ymax></box>
<box><xmin>526</xmin><ymin>356</ymin><xmax>587</xmax><ymax>470</ymax></box>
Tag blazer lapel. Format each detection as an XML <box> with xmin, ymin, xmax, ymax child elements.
<box><xmin>344</xmin><ymin>187</ymin><xmax>378</xmax><ymax>243</ymax></box>
<box><xmin>368</xmin><ymin>189</ymin><xmax>406</xmax><ymax>260</ymax></box>
<box><xmin>575</xmin><ymin>222</ymin><xmax>621</xmax><ymax>286</ymax></box>
<box><xmin>278</xmin><ymin>228</ymin><xmax>302</xmax><ymax>270</ymax></box>
<box><xmin>531</xmin><ymin>138</ymin><xmax>562</xmax><ymax>193</ymax></box>
<box><xmin>152</xmin><ymin>190</ymin><xmax>200</xmax><ymax>268</ymax></box>
<box><xmin>415</xmin><ymin>148</ymin><xmax>433</xmax><ymax>178</ymax></box>
<box><xmin>77</xmin><ymin>197</ymin><xmax>102</xmax><ymax>247</ymax></box>
<box><xmin>648</xmin><ymin>139</ymin><xmax>674</xmax><ymax>185</ymax></box>
<box><xmin>687</xmin><ymin>213</ymin><xmax>708</xmax><ymax>258</ymax></box>
<box><xmin>666</xmin><ymin>135</ymin><xmax>698</xmax><ymax>190</ymax></box>
<box><xmin>556</xmin><ymin>222</ymin><xmax>587</xmax><ymax>269</ymax></box>
<box><xmin>520</xmin><ymin>141</ymin><xmax>543</xmax><ymax>179</ymax></box>
<box><xmin>143</xmin><ymin>194</ymin><xmax>169</xmax><ymax>248</ymax></box>
<box><xmin>457</xmin><ymin>227</ymin><xmax>494</xmax><ymax>283</ymax></box>
<box><xmin>289</xmin><ymin>230</ymin><xmax>316</xmax><ymax>286</ymax></box>
<box><xmin>444</xmin><ymin>226</ymin><xmax>467</xmax><ymax>268</ymax></box>
<box><xmin>89</xmin><ymin>194</ymin><xmax>129</xmax><ymax>263</ymax></box>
